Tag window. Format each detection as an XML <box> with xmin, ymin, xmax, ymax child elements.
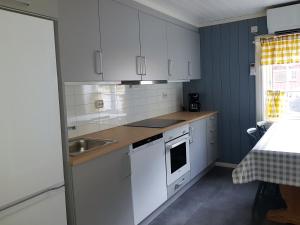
<box><xmin>263</xmin><ymin>63</ymin><xmax>300</xmax><ymax>120</ymax></box>
<box><xmin>256</xmin><ymin>33</ymin><xmax>300</xmax><ymax>121</ymax></box>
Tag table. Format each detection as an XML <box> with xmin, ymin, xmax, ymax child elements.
<box><xmin>232</xmin><ymin>119</ymin><xmax>300</xmax><ymax>224</ymax></box>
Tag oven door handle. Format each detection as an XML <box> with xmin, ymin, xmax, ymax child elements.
<box><xmin>166</xmin><ymin>138</ymin><xmax>188</xmax><ymax>150</ymax></box>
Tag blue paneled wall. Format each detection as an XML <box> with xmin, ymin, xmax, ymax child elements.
<box><xmin>183</xmin><ymin>17</ymin><xmax>268</xmax><ymax>164</ymax></box>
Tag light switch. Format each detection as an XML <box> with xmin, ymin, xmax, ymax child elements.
<box><xmin>251</xmin><ymin>26</ymin><xmax>258</xmax><ymax>34</ymax></box>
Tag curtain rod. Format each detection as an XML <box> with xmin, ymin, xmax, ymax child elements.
<box><xmin>253</xmin><ymin>34</ymin><xmax>275</xmax><ymax>44</ymax></box>
<box><xmin>254</xmin><ymin>32</ymin><xmax>300</xmax><ymax>44</ymax></box>
<box><xmin>255</xmin><ymin>34</ymin><xmax>275</xmax><ymax>39</ymax></box>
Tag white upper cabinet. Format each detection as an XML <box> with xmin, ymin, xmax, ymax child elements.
<box><xmin>166</xmin><ymin>23</ymin><xmax>201</xmax><ymax>81</ymax></box>
<box><xmin>139</xmin><ymin>12</ymin><xmax>168</xmax><ymax>81</ymax></box>
<box><xmin>58</xmin><ymin>0</ymin><xmax>102</xmax><ymax>82</ymax></box>
<box><xmin>0</xmin><ymin>0</ymin><xmax>58</xmax><ymax>18</ymax></box>
<box><xmin>187</xmin><ymin>30</ymin><xmax>201</xmax><ymax>80</ymax></box>
<box><xmin>58</xmin><ymin>0</ymin><xmax>201</xmax><ymax>82</ymax></box>
<box><xmin>99</xmin><ymin>0</ymin><xmax>140</xmax><ymax>81</ymax></box>
<box><xmin>166</xmin><ymin>22</ymin><xmax>189</xmax><ymax>81</ymax></box>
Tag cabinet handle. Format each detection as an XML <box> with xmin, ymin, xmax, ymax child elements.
<box><xmin>95</xmin><ymin>50</ymin><xmax>103</xmax><ymax>75</ymax></box>
<box><xmin>142</xmin><ymin>56</ymin><xmax>146</xmax><ymax>76</ymax></box>
<box><xmin>136</xmin><ymin>56</ymin><xmax>140</xmax><ymax>75</ymax></box>
<box><xmin>168</xmin><ymin>59</ymin><xmax>173</xmax><ymax>76</ymax></box>
<box><xmin>175</xmin><ymin>178</ymin><xmax>185</xmax><ymax>190</ymax></box>
<box><xmin>136</xmin><ymin>56</ymin><xmax>143</xmax><ymax>75</ymax></box>
<box><xmin>188</xmin><ymin>61</ymin><xmax>192</xmax><ymax>76</ymax></box>
<box><xmin>67</xmin><ymin>126</ymin><xmax>76</xmax><ymax>130</ymax></box>
<box><xmin>189</xmin><ymin>126</ymin><xmax>193</xmax><ymax>143</ymax></box>
<box><xmin>123</xmin><ymin>151</ymin><xmax>131</xmax><ymax>179</ymax></box>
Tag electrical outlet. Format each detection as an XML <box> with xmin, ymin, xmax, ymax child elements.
<box><xmin>94</xmin><ymin>99</ymin><xmax>104</xmax><ymax>109</ymax></box>
<box><xmin>162</xmin><ymin>92</ymin><xmax>168</xmax><ymax>98</ymax></box>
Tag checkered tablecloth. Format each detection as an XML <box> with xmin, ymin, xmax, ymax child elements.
<box><xmin>232</xmin><ymin>120</ymin><xmax>300</xmax><ymax>187</ymax></box>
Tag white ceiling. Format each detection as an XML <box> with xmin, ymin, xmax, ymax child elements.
<box><xmin>133</xmin><ymin>0</ymin><xmax>294</xmax><ymax>27</ymax></box>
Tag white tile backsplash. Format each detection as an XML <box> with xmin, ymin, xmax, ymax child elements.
<box><xmin>65</xmin><ymin>83</ymin><xmax>183</xmax><ymax>138</ymax></box>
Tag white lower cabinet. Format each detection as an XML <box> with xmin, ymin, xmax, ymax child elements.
<box><xmin>72</xmin><ymin>147</ymin><xmax>134</xmax><ymax>225</ymax></box>
<box><xmin>189</xmin><ymin>119</ymin><xmax>207</xmax><ymax>179</ymax></box>
<box><xmin>71</xmin><ymin>115</ymin><xmax>218</xmax><ymax>225</ymax></box>
<box><xmin>130</xmin><ymin>137</ymin><xmax>167</xmax><ymax>225</ymax></box>
<box><xmin>189</xmin><ymin>114</ymin><xmax>218</xmax><ymax>180</ymax></box>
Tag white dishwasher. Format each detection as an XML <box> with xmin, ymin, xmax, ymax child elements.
<box><xmin>130</xmin><ymin>133</ymin><xmax>168</xmax><ymax>225</ymax></box>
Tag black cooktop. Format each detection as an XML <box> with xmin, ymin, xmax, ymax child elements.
<box><xmin>125</xmin><ymin>119</ymin><xmax>185</xmax><ymax>128</ymax></box>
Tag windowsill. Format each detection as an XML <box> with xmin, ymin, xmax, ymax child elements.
<box><xmin>267</xmin><ymin>114</ymin><xmax>300</xmax><ymax>122</ymax></box>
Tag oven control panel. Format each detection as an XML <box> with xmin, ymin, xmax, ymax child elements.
<box><xmin>163</xmin><ymin>124</ymin><xmax>189</xmax><ymax>142</ymax></box>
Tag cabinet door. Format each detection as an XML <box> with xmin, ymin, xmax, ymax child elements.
<box><xmin>139</xmin><ymin>12</ymin><xmax>168</xmax><ymax>81</ymax></box>
<box><xmin>0</xmin><ymin>0</ymin><xmax>58</xmax><ymax>18</ymax></box>
<box><xmin>189</xmin><ymin>119</ymin><xmax>207</xmax><ymax>179</ymax></box>
<box><xmin>72</xmin><ymin>147</ymin><xmax>134</xmax><ymax>225</ymax></box>
<box><xmin>58</xmin><ymin>0</ymin><xmax>102</xmax><ymax>82</ymax></box>
<box><xmin>207</xmin><ymin>115</ymin><xmax>218</xmax><ymax>165</ymax></box>
<box><xmin>187</xmin><ymin>30</ymin><xmax>201</xmax><ymax>80</ymax></box>
<box><xmin>99</xmin><ymin>0</ymin><xmax>140</xmax><ymax>81</ymax></box>
<box><xmin>166</xmin><ymin>22</ymin><xmax>188</xmax><ymax>80</ymax></box>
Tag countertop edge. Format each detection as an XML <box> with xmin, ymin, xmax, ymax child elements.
<box><xmin>69</xmin><ymin>111</ymin><xmax>218</xmax><ymax>166</ymax></box>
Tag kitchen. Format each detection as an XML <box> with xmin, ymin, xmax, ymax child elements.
<box><xmin>0</xmin><ymin>0</ymin><xmax>300</xmax><ymax>225</ymax></box>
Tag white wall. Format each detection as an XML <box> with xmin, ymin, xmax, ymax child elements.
<box><xmin>65</xmin><ymin>83</ymin><xmax>183</xmax><ymax>138</ymax></box>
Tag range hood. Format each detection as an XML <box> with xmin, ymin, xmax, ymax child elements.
<box><xmin>65</xmin><ymin>80</ymin><xmax>190</xmax><ymax>86</ymax></box>
<box><xmin>120</xmin><ymin>80</ymin><xmax>191</xmax><ymax>85</ymax></box>
<box><xmin>121</xmin><ymin>80</ymin><xmax>168</xmax><ymax>85</ymax></box>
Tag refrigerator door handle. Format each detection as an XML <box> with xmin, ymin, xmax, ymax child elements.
<box><xmin>0</xmin><ymin>183</ymin><xmax>64</xmax><ymax>213</ymax></box>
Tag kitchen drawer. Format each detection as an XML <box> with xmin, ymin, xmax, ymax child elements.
<box><xmin>207</xmin><ymin>128</ymin><xmax>217</xmax><ymax>141</ymax></box>
<box><xmin>167</xmin><ymin>172</ymin><xmax>190</xmax><ymax>198</ymax></box>
<box><xmin>207</xmin><ymin>115</ymin><xmax>217</xmax><ymax>129</ymax></box>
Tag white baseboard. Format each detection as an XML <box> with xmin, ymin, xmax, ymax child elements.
<box><xmin>215</xmin><ymin>162</ymin><xmax>237</xmax><ymax>169</ymax></box>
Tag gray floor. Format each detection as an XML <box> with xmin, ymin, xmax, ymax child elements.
<box><xmin>150</xmin><ymin>167</ymin><xmax>281</xmax><ymax>225</ymax></box>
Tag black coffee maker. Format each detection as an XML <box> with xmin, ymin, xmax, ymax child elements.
<box><xmin>188</xmin><ymin>93</ymin><xmax>201</xmax><ymax>112</ymax></box>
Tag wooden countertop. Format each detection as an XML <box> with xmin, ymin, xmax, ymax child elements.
<box><xmin>70</xmin><ymin>111</ymin><xmax>217</xmax><ymax>166</ymax></box>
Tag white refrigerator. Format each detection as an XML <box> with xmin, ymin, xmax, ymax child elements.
<box><xmin>0</xmin><ymin>9</ymin><xmax>68</xmax><ymax>225</ymax></box>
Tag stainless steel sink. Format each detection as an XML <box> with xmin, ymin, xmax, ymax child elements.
<box><xmin>69</xmin><ymin>138</ymin><xmax>117</xmax><ymax>156</ymax></box>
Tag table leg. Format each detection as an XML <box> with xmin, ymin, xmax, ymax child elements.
<box><xmin>267</xmin><ymin>185</ymin><xmax>300</xmax><ymax>225</ymax></box>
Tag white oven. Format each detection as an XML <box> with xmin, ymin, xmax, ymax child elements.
<box><xmin>164</xmin><ymin>125</ymin><xmax>190</xmax><ymax>186</ymax></box>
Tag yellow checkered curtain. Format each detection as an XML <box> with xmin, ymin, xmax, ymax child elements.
<box><xmin>261</xmin><ymin>33</ymin><xmax>300</xmax><ymax>65</ymax></box>
<box><xmin>266</xmin><ymin>90</ymin><xmax>285</xmax><ymax>118</ymax></box>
